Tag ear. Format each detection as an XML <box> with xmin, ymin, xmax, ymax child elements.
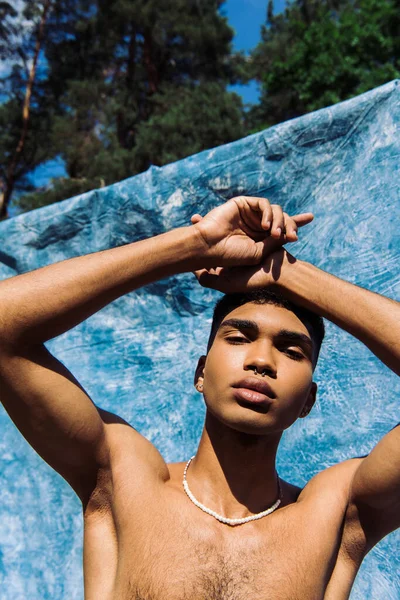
<box><xmin>194</xmin><ymin>355</ymin><xmax>206</xmax><ymax>392</ymax></box>
<box><xmin>300</xmin><ymin>381</ymin><xmax>317</xmax><ymax>418</ymax></box>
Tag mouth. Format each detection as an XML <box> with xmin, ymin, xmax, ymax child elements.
<box><xmin>231</xmin><ymin>377</ymin><xmax>276</xmax><ymax>412</ymax></box>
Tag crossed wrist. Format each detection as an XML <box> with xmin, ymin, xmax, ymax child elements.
<box><xmin>187</xmin><ymin>224</ymin><xmax>224</xmax><ymax>269</ymax></box>
<box><xmin>169</xmin><ymin>225</ymin><xmax>214</xmax><ymax>271</ymax></box>
<box><xmin>274</xmin><ymin>255</ymin><xmax>310</xmax><ymax>297</ymax></box>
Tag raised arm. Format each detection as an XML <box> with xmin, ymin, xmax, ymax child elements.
<box><xmin>0</xmin><ymin>197</ymin><xmax>311</xmax><ymax>503</ymax></box>
<box><xmin>271</xmin><ymin>253</ymin><xmax>400</xmax><ymax>545</ymax></box>
<box><xmin>0</xmin><ymin>226</ymin><xmax>203</xmax><ymax>502</ymax></box>
<box><xmin>195</xmin><ymin>249</ymin><xmax>400</xmax><ymax>545</ymax></box>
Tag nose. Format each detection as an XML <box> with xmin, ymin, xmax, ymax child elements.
<box><xmin>244</xmin><ymin>341</ymin><xmax>277</xmax><ymax>378</ymax></box>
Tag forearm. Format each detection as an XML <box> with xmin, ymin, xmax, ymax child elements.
<box><xmin>0</xmin><ymin>226</ymin><xmax>204</xmax><ymax>348</ymax></box>
<box><xmin>278</xmin><ymin>258</ymin><xmax>400</xmax><ymax>375</ymax></box>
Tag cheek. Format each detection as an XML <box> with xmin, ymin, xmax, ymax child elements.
<box><xmin>277</xmin><ymin>364</ymin><xmax>313</xmax><ymax>404</ymax></box>
<box><xmin>204</xmin><ymin>347</ymin><xmax>242</xmax><ymax>383</ymax></box>
<box><xmin>203</xmin><ymin>350</ymin><xmax>242</xmax><ymax>405</ymax></box>
<box><xmin>272</xmin><ymin>379</ymin><xmax>313</xmax><ymax>431</ymax></box>
<box><xmin>202</xmin><ymin>355</ymin><xmax>220</xmax><ymax>401</ymax></box>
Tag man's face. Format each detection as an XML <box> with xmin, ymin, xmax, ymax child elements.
<box><xmin>196</xmin><ymin>302</ymin><xmax>317</xmax><ymax>435</ymax></box>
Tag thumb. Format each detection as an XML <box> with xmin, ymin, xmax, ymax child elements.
<box><xmin>192</xmin><ymin>267</ymin><xmax>224</xmax><ymax>290</ymax></box>
<box><xmin>293</xmin><ymin>212</ymin><xmax>314</xmax><ymax>227</ymax></box>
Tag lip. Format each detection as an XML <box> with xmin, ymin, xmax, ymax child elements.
<box><xmin>231</xmin><ymin>377</ymin><xmax>276</xmax><ymax>409</ymax></box>
<box><xmin>232</xmin><ymin>377</ymin><xmax>276</xmax><ymax>399</ymax></box>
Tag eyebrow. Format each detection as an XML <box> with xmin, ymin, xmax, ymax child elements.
<box><xmin>219</xmin><ymin>319</ymin><xmax>313</xmax><ymax>351</ymax></box>
<box><xmin>219</xmin><ymin>319</ymin><xmax>260</xmax><ymax>333</ymax></box>
<box><xmin>220</xmin><ymin>318</ymin><xmax>260</xmax><ymax>334</ymax></box>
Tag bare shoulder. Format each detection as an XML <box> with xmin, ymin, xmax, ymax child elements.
<box><xmin>80</xmin><ymin>407</ymin><xmax>169</xmax><ymax>508</ymax></box>
<box><xmin>99</xmin><ymin>407</ymin><xmax>169</xmax><ymax>478</ymax></box>
<box><xmin>296</xmin><ymin>458</ymin><xmax>365</xmax><ymax>507</ymax></box>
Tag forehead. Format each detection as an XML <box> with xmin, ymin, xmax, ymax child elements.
<box><xmin>221</xmin><ymin>302</ymin><xmax>310</xmax><ymax>337</ymax></box>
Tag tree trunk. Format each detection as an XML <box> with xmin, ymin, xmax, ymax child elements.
<box><xmin>126</xmin><ymin>25</ymin><xmax>137</xmax><ymax>90</ymax></box>
<box><xmin>0</xmin><ymin>0</ymin><xmax>52</xmax><ymax>219</ymax></box>
<box><xmin>143</xmin><ymin>28</ymin><xmax>159</xmax><ymax>95</ymax></box>
<box><xmin>298</xmin><ymin>0</ymin><xmax>312</xmax><ymax>24</ymax></box>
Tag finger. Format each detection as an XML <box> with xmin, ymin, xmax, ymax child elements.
<box><xmin>270</xmin><ymin>204</ymin><xmax>285</xmax><ymax>238</ymax></box>
<box><xmin>292</xmin><ymin>212</ymin><xmax>314</xmax><ymax>227</ymax></box>
<box><xmin>193</xmin><ymin>267</ymin><xmax>223</xmax><ymax>279</ymax></box>
<box><xmin>283</xmin><ymin>214</ymin><xmax>298</xmax><ymax>241</ymax></box>
<box><xmin>192</xmin><ymin>269</ymin><xmax>223</xmax><ymax>290</ymax></box>
<box><xmin>255</xmin><ymin>197</ymin><xmax>273</xmax><ymax>230</ymax></box>
<box><xmin>191</xmin><ymin>213</ymin><xmax>202</xmax><ymax>224</ymax></box>
<box><xmin>236</xmin><ymin>196</ymin><xmax>273</xmax><ymax>230</ymax></box>
<box><xmin>193</xmin><ymin>268</ymin><xmax>207</xmax><ymax>282</ymax></box>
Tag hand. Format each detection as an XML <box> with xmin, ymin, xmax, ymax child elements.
<box><xmin>191</xmin><ymin>196</ymin><xmax>312</xmax><ymax>267</ymax></box>
<box><xmin>193</xmin><ymin>249</ymin><xmax>297</xmax><ymax>294</ymax></box>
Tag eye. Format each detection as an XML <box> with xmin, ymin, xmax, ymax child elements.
<box><xmin>283</xmin><ymin>348</ymin><xmax>304</xmax><ymax>360</ymax></box>
<box><xmin>226</xmin><ymin>335</ymin><xmax>249</xmax><ymax>344</ymax></box>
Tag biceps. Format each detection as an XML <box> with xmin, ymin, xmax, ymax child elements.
<box><xmin>0</xmin><ymin>344</ymin><xmax>108</xmax><ymax>489</ymax></box>
<box><xmin>351</xmin><ymin>424</ymin><xmax>400</xmax><ymax>535</ymax></box>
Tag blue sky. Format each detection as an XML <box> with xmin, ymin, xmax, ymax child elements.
<box><xmin>226</xmin><ymin>0</ymin><xmax>286</xmax><ymax>104</ymax></box>
<box><xmin>26</xmin><ymin>0</ymin><xmax>288</xmax><ymax>192</ymax></box>
<box><xmin>226</xmin><ymin>0</ymin><xmax>286</xmax><ymax>52</ymax></box>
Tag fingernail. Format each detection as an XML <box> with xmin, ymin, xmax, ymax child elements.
<box><xmin>265</xmin><ymin>221</ymin><xmax>271</xmax><ymax>229</ymax></box>
<box><xmin>276</xmin><ymin>228</ymin><xmax>281</xmax><ymax>236</ymax></box>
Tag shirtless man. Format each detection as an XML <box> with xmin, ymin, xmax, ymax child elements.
<box><xmin>0</xmin><ymin>196</ymin><xmax>399</xmax><ymax>600</ymax></box>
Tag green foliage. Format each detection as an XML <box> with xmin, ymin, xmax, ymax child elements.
<box><xmin>0</xmin><ymin>92</ymin><xmax>53</xmax><ymax>199</ymax></box>
<box><xmin>133</xmin><ymin>83</ymin><xmax>244</xmax><ymax>169</ymax></box>
<box><xmin>13</xmin><ymin>0</ymin><xmax>246</xmax><ymax>212</ymax></box>
<box><xmin>4</xmin><ymin>0</ymin><xmax>400</xmax><ymax>214</ymax></box>
<box><xmin>249</xmin><ymin>0</ymin><xmax>400</xmax><ymax>129</ymax></box>
<box><xmin>0</xmin><ymin>0</ymin><xmax>56</xmax><ymax>217</ymax></box>
<box><xmin>0</xmin><ymin>2</ymin><xmax>18</xmax><ymax>60</ymax></box>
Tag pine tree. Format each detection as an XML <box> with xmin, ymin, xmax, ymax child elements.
<box><xmin>16</xmin><ymin>0</ymin><xmax>246</xmax><ymax>212</ymax></box>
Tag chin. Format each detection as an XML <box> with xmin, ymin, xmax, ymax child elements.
<box><xmin>228</xmin><ymin>419</ymin><xmax>280</xmax><ymax>436</ymax></box>
<box><xmin>207</xmin><ymin>405</ymin><xmax>282</xmax><ymax>436</ymax></box>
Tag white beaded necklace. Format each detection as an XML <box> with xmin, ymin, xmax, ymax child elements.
<box><xmin>182</xmin><ymin>456</ymin><xmax>283</xmax><ymax>526</ymax></box>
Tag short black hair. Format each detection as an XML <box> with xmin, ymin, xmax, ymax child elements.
<box><xmin>206</xmin><ymin>289</ymin><xmax>325</xmax><ymax>369</ymax></box>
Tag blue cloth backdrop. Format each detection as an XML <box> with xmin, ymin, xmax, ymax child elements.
<box><xmin>0</xmin><ymin>80</ymin><xmax>399</xmax><ymax>600</ymax></box>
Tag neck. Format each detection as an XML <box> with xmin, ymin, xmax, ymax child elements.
<box><xmin>187</xmin><ymin>411</ymin><xmax>282</xmax><ymax>520</ymax></box>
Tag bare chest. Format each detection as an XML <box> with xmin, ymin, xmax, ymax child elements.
<box><xmin>83</xmin><ymin>479</ymin><xmax>361</xmax><ymax>600</ymax></box>
<box><xmin>120</xmin><ymin>522</ymin><xmax>337</xmax><ymax>600</ymax></box>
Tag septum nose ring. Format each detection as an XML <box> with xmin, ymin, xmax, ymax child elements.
<box><xmin>253</xmin><ymin>367</ymin><xmax>268</xmax><ymax>377</ymax></box>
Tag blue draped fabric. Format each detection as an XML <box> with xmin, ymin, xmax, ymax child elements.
<box><xmin>0</xmin><ymin>80</ymin><xmax>399</xmax><ymax>599</ymax></box>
